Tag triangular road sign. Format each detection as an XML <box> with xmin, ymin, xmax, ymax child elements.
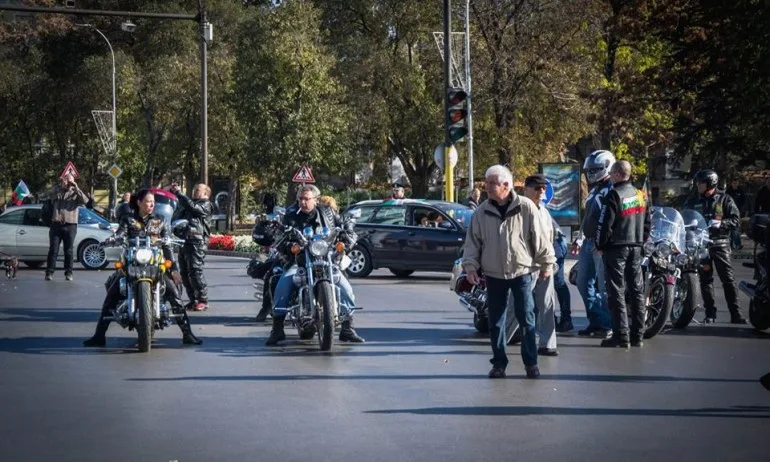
<box><xmin>59</xmin><ymin>161</ymin><xmax>80</xmax><ymax>179</ymax></box>
<box><xmin>292</xmin><ymin>165</ymin><xmax>315</xmax><ymax>183</ymax></box>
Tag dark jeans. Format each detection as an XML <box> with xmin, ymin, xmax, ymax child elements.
<box><xmin>603</xmin><ymin>246</ymin><xmax>646</xmax><ymax>341</ymax></box>
<box><xmin>486</xmin><ymin>273</ymin><xmax>537</xmax><ymax>369</ymax></box>
<box><xmin>179</xmin><ymin>242</ymin><xmax>208</xmax><ymax>303</ymax></box>
<box><xmin>554</xmin><ymin>256</ymin><xmax>571</xmax><ymax>320</ymax></box>
<box><xmin>699</xmin><ymin>245</ymin><xmax>741</xmax><ymax>318</ymax></box>
<box><xmin>46</xmin><ymin>223</ymin><xmax>77</xmax><ymax>275</ymax></box>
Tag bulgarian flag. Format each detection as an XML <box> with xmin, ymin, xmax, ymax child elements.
<box><xmin>641</xmin><ymin>176</ymin><xmax>651</xmax><ymax>205</ymax></box>
<box><xmin>11</xmin><ymin>180</ymin><xmax>30</xmax><ymax>206</ymax></box>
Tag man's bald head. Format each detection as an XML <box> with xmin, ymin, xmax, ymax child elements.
<box><xmin>611</xmin><ymin>160</ymin><xmax>632</xmax><ymax>182</ymax></box>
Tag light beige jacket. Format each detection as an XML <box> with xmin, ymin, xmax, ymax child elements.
<box><xmin>461</xmin><ymin>193</ymin><xmax>556</xmax><ymax>280</ymax></box>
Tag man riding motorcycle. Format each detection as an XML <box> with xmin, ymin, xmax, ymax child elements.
<box><xmin>265</xmin><ymin>184</ymin><xmax>365</xmax><ymax>346</ymax></box>
<box><xmin>83</xmin><ymin>189</ymin><xmax>203</xmax><ymax>347</ymax></box>
<box><xmin>684</xmin><ymin>169</ymin><xmax>747</xmax><ymax>324</ymax></box>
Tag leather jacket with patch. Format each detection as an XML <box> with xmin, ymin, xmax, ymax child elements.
<box><xmin>175</xmin><ymin>193</ymin><xmax>213</xmax><ymax>244</ymax></box>
<box><xmin>116</xmin><ymin>210</ymin><xmax>176</xmax><ymax>265</ymax></box>
<box><xmin>596</xmin><ymin>181</ymin><xmax>651</xmax><ymax>250</ymax></box>
<box><xmin>684</xmin><ymin>192</ymin><xmax>740</xmax><ymax>243</ymax></box>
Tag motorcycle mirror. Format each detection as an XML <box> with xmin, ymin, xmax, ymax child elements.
<box><xmin>346</xmin><ymin>208</ymin><xmax>362</xmax><ymax>219</ymax></box>
<box><xmin>171</xmin><ymin>219</ymin><xmax>189</xmax><ymax>231</ymax></box>
<box><xmin>274</xmin><ymin>206</ymin><xmax>286</xmax><ymax>216</ymax></box>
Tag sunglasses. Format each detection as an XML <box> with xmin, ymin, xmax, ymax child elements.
<box><xmin>528</xmin><ymin>184</ymin><xmax>547</xmax><ymax>190</ymax></box>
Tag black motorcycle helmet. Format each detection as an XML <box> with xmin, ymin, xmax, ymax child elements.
<box><xmin>694</xmin><ymin>169</ymin><xmax>719</xmax><ymax>190</ymax></box>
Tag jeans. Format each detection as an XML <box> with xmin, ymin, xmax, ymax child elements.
<box><xmin>554</xmin><ymin>256</ymin><xmax>571</xmax><ymax>320</ymax></box>
<box><xmin>576</xmin><ymin>239</ymin><xmax>611</xmax><ymax>329</ymax></box>
<box><xmin>273</xmin><ymin>264</ymin><xmax>356</xmax><ymax>317</ymax></box>
<box><xmin>603</xmin><ymin>246</ymin><xmax>646</xmax><ymax>341</ymax></box>
<box><xmin>46</xmin><ymin>223</ymin><xmax>77</xmax><ymax>275</ymax></box>
<box><xmin>486</xmin><ymin>273</ymin><xmax>537</xmax><ymax>369</ymax></box>
<box><xmin>534</xmin><ymin>274</ymin><xmax>557</xmax><ymax>349</ymax></box>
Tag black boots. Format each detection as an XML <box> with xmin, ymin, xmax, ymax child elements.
<box><xmin>266</xmin><ymin>316</ymin><xmax>286</xmax><ymax>346</ymax></box>
<box><xmin>83</xmin><ymin>318</ymin><xmax>110</xmax><ymax>347</ymax></box>
<box><xmin>177</xmin><ymin>313</ymin><xmax>202</xmax><ymax>345</ymax></box>
<box><xmin>255</xmin><ymin>304</ymin><xmax>271</xmax><ymax>323</ymax></box>
<box><xmin>339</xmin><ymin>320</ymin><xmax>365</xmax><ymax>343</ymax></box>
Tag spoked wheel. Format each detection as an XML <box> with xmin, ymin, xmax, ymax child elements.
<box><xmin>643</xmin><ymin>276</ymin><xmax>674</xmax><ymax>339</ymax></box>
<box><xmin>671</xmin><ymin>272</ymin><xmax>699</xmax><ymax>329</ymax></box>
<box><xmin>136</xmin><ymin>281</ymin><xmax>154</xmax><ymax>353</ymax></box>
<box><xmin>316</xmin><ymin>281</ymin><xmax>336</xmax><ymax>351</ymax></box>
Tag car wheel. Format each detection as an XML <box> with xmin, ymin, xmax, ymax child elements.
<box><xmin>79</xmin><ymin>240</ymin><xmax>108</xmax><ymax>270</ymax></box>
<box><xmin>389</xmin><ymin>269</ymin><xmax>414</xmax><ymax>278</ymax></box>
<box><xmin>346</xmin><ymin>245</ymin><xmax>373</xmax><ymax>278</ymax></box>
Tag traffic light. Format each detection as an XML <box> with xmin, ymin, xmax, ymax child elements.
<box><xmin>446</xmin><ymin>87</ymin><xmax>468</xmax><ymax>143</ymax></box>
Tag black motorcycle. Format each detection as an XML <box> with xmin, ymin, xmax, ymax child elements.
<box><xmin>248</xmin><ymin>209</ymin><xmax>286</xmax><ymax>321</ymax></box>
<box><xmin>739</xmin><ymin>214</ymin><xmax>770</xmax><ymax>331</ymax></box>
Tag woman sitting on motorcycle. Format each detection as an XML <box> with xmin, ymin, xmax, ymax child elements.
<box><xmin>83</xmin><ymin>189</ymin><xmax>202</xmax><ymax>347</ymax></box>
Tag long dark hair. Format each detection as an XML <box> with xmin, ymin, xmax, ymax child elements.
<box><xmin>131</xmin><ymin>189</ymin><xmax>154</xmax><ymax>214</ymax></box>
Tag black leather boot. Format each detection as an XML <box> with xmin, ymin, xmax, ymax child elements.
<box><xmin>255</xmin><ymin>304</ymin><xmax>271</xmax><ymax>323</ymax></box>
<box><xmin>339</xmin><ymin>320</ymin><xmax>365</xmax><ymax>343</ymax></box>
<box><xmin>83</xmin><ymin>318</ymin><xmax>110</xmax><ymax>347</ymax></box>
<box><xmin>730</xmin><ymin>311</ymin><xmax>748</xmax><ymax>325</ymax></box>
<box><xmin>266</xmin><ymin>316</ymin><xmax>286</xmax><ymax>346</ymax></box>
<box><xmin>177</xmin><ymin>313</ymin><xmax>202</xmax><ymax>345</ymax></box>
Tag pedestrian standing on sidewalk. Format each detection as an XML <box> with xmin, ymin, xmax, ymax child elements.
<box><xmin>462</xmin><ymin>165</ymin><xmax>555</xmax><ymax>379</ymax></box>
<box><xmin>523</xmin><ymin>174</ymin><xmax>559</xmax><ymax>356</ymax></box>
<box><xmin>170</xmin><ymin>182</ymin><xmax>213</xmax><ymax>312</ymax></box>
<box><xmin>595</xmin><ymin>160</ymin><xmax>651</xmax><ymax>348</ymax></box>
<box><xmin>44</xmin><ymin>174</ymin><xmax>89</xmax><ymax>281</ymax></box>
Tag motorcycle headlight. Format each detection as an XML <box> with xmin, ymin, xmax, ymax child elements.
<box><xmin>320</xmin><ymin>227</ymin><xmax>331</xmax><ymax>238</ymax></box>
<box><xmin>303</xmin><ymin>227</ymin><xmax>314</xmax><ymax>238</ymax></box>
<box><xmin>655</xmin><ymin>242</ymin><xmax>672</xmax><ymax>258</ymax></box>
<box><xmin>675</xmin><ymin>254</ymin><xmax>688</xmax><ymax>266</ymax></box>
<box><xmin>643</xmin><ymin>241</ymin><xmax>655</xmax><ymax>256</ymax></box>
<box><xmin>135</xmin><ymin>248</ymin><xmax>153</xmax><ymax>265</ymax></box>
<box><xmin>310</xmin><ymin>240</ymin><xmax>330</xmax><ymax>257</ymax></box>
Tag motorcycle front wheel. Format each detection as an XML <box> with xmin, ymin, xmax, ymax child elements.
<box><xmin>316</xmin><ymin>281</ymin><xmax>336</xmax><ymax>351</ymax></box>
<box><xmin>671</xmin><ymin>272</ymin><xmax>700</xmax><ymax>329</ymax></box>
<box><xmin>136</xmin><ymin>281</ymin><xmax>154</xmax><ymax>353</ymax></box>
<box><xmin>749</xmin><ymin>298</ymin><xmax>770</xmax><ymax>331</ymax></box>
<box><xmin>643</xmin><ymin>275</ymin><xmax>674</xmax><ymax>339</ymax></box>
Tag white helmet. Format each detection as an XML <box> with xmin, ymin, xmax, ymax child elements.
<box><xmin>583</xmin><ymin>150</ymin><xmax>615</xmax><ymax>185</ymax></box>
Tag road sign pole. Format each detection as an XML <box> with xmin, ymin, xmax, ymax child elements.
<box><xmin>443</xmin><ymin>0</ymin><xmax>455</xmax><ymax>202</ymax></box>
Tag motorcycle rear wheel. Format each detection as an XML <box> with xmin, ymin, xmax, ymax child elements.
<box><xmin>671</xmin><ymin>272</ymin><xmax>699</xmax><ymax>329</ymax></box>
<box><xmin>643</xmin><ymin>276</ymin><xmax>674</xmax><ymax>339</ymax></box>
<box><xmin>136</xmin><ymin>281</ymin><xmax>154</xmax><ymax>353</ymax></box>
<box><xmin>316</xmin><ymin>281</ymin><xmax>336</xmax><ymax>351</ymax></box>
<box><xmin>749</xmin><ymin>298</ymin><xmax>770</xmax><ymax>331</ymax></box>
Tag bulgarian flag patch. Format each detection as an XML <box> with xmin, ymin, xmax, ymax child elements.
<box><xmin>620</xmin><ymin>189</ymin><xmax>647</xmax><ymax>217</ymax></box>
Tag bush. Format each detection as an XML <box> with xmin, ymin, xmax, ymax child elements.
<box><xmin>208</xmin><ymin>234</ymin><xmax>262</xmax><ymax>253</ymax></box>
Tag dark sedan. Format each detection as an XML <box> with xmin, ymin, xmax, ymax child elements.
<box><xmin>343</xmin><ymin>199</ymin><xmax>473</xmax><ymax>277</ymax></box>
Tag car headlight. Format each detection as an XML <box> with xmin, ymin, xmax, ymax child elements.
<box><xmin>135</xmin><ymin>248</ymin><xmax>153</xmax><ymax>265</ymax></box>
<box><xmin>310</xmin><ymin>240</ymin><xmax>329</xmax><ymax>257</ymax></box>
<box><xmin>675</xmin><ymin>254</ymin><xmax>688</xmax><ymax>266</ymax></box>
<box><xmin>655</xmin><ymin>242</ymin><xmax>672</xmax><ymax>258</ymax></box>
<box><xmin>643</xmin><ymin>241</ymin><xmax>655</xmax><ymax>256</ymax></box>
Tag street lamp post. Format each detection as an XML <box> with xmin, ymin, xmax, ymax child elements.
<box><xmin>80</xmin><ymin>24</ymin><xmax>118</xmax><ymax>219</ymax></box>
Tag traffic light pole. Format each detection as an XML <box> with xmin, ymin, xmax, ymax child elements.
<box><xmin>464</xmin><ymin>0</ymin><xmax>474</xmax><ymax>196</ymax></box>
<box><xmin>443</xmin><ymin>0</ymin><xmax>455</xmax><ymax>202</ymax></box>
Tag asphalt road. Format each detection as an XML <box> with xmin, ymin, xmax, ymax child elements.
<box><xmin>1</xmin><ymin>256</ymin><xmax>769</xmax><ymax>462</ymax></box>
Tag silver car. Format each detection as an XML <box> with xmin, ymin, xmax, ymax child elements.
<box><xmin>0</xmin><ymin>204</ymin><xmax>121</xmax><ymax>270</ymax></box>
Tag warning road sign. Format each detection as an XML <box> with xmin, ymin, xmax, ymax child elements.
<box><xmin>292</xmin><ymin>165</ymin><xmax>315</xmax><ymax>183</ymax></box>
<box><xmin>59</xmin><ymin>161</ymin><xmax>80</xmax><ymax>179</ymax></box>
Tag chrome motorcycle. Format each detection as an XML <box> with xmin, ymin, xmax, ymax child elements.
<box><xmin>641</xmin><ymin>207</ymin><xmax>686</xmax><ymax>338</ymax></box>
<box><xmin>100</xmin><ymin>221</ymin><xmax>187</xmax><ymax>353</ymax></box>
<box><xmin>450</xmin><ymin>257</ymin><xmax>520</xmax><ymax>344</ymax></box>
<box><xmin>669</xmin><ymin>209</ymin><xmax>710</xmax><ymax>329</ymax></box>
<box><xmin>273</xmin><ymin>213</ymin><xmax>358</xmax><ymax>350</ymax></box>
<box><xmin>740</xmin><ymin>214</ymin><xmax>770</xmax><ymax>331</ymax></box>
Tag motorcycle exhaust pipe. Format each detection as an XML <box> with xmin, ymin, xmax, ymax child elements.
<box><xmin>739</xmin><ymin>281</ymin><xmax>757</xmax><ymax>298</ymax></box>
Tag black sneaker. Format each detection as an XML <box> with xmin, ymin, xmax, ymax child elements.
<box><xmin>577</xmin><ymin>325</ymin><xmax>598</xmax><ymax>337</ymax></box>
<box><xmin>600</xmin><ymin>337</ymin><xmax>630</xmax><ymax>349</ymax></box>
<box><xmin>704</xmin><ymin>317</ymin><xmax>716</xmax><ymax>324</ymax></box>
<box><xmin>630</xmin><ymin>338</ymin><xmax>644</xmax><ymax>348</ymax></box>
<box><xmin>525</xmin><ymin>365</ymin><xmax>540</xmax><ymax>379</ymax></box>
<box><xmin>730</xmin><ymin>314</ymin><xmax>748</xmax><ymax>325</ymax></box>
<box><xmin>537</xmin><ymin>347</ymin><xmax>559</xmax><ymax>356</ymax></box>
<box><xmin>594</xmin><ymin>328</ymin><xmax>613</xmax><ymax>339</ymax></box>
<box><xmin>45</xmin><ymin>273</ymin><xmax>53</xmax><ymax>281</ymax></box>
<box><xmin>488</xmin><ymin>367</ymin><xmax>506</xmax><ymax>379</ymax></box>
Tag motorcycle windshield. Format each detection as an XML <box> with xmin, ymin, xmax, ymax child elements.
<box><xmin>650</xmin><ymin>206</ymin><xmax>685</xmax><ymax>252</ymax></box>
<box><xmin>681</xmin><ymin>208</ymin><xmax>709</xmax><ymax>249</ymax></box>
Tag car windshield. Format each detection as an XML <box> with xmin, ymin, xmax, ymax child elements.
<box><xmin>434</xmin><ymin>203</ymin><xmax>473</xmax><ymax>228</ymax></box>
<box><xmin>79</xmin><ymin>207</ymin><xmax>111</xmax><ymax>226</ymax></box>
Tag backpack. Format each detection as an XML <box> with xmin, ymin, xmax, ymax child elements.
<box><xmin>41</xmin><ymin>199</ymin><xmax>54</xmax><ymax>227</ymax></box>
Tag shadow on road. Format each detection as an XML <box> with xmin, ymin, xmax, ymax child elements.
<box><xmin>0</xmin><ymin>336</ymin><xmax>194</xmax><ymax>355</ymax></box>
<box><xmin>125</xmin><ymin>372</ymin><xmax>760</xmax><ymax>384</ymax></box>
<box><xmin>0</xmin><ymin>308</ymin><xmax>99</xmax><ymax>323</ymax></box>
<box><xmin>364</xmin><ymin>405</ymin><xmax>770</xmax><ymax>419</ymax></box>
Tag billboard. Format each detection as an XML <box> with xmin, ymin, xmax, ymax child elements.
<box><xmin>539</xmin><ymin>163</ymin><xmax>581</xmax><ymax>226</ymax></box>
